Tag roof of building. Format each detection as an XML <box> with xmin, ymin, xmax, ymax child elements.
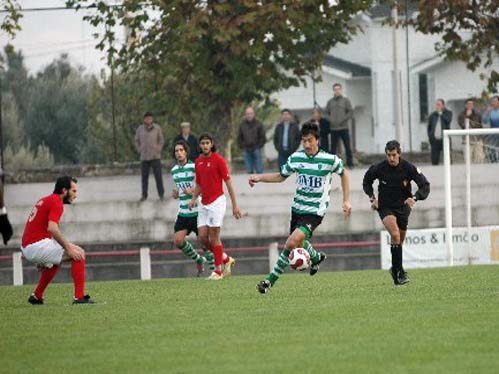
<box><xmin>323</xmin><ymin>55</ymin><xmax>371</xmax><ymax>77</ymax></box>
<box><xmin>368</xmin><ymin>2</ymin><xmax>419</xmax><ymax>19</ymax></box>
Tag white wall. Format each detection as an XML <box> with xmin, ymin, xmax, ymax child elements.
<box><xmin>272</xmin><ymin>15</ymin><xmax>490</xmax><ymax>155</ymax></box>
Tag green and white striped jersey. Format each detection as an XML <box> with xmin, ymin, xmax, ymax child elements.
<box><xmin>280</xmin><ymin>149</ymin><xmax>344</xmax><ymax>217</ymax></box>
<box><xmin>171</xmin><ymin>161</ymin><xmax>198</xmax><ymax>217</ymax></box>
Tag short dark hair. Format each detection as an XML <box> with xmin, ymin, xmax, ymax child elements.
<box><xmin>53</xmin><ymin>176</ymin><xmax>77</xmax><ymax>194</ymax></box>
<box><xmin>492</xmin><ymin>95</ymin><xmax>499</xmax><ymax>101</ymax></box>
<box><xmin>301</xmin><ymin>122</ymin><xmax>320</xmax><ymax>139</ymax></box>
<box><xmin>281</xmin><ymin>108</ymin><xmax>292</xmax><ymax>114</ymax></box>
<box><xmin>333</xmin><ymin>83</ymin><xmax>342</xmax><ymax>89</ymax></box>
<box><xmin>144</xmin><ymin>112</ymin><xmax>153</xmax><ymax>118</ymax></box>
<box><xmin>465</xmin><ymin>98</ymin><xmax>474</xmax><ymax>104</ymax></box>
<box><xmin>312</xmin><ymin>107</ymin><xmax>322</xmax><ymax>115</ymax></box>
<box><xmin>436</xmin><ymin>98</ymin><xmax>445</xmax><ymax>106</ymax></box>
<box><xmin>385</xmin><ymin>140</ymin><xmax>401</xmax><ymax>154</ymax></box>
<box><xmin>172</xmin><ymin>139</ymin><xmax>190</xmax><ymax>159</ymax></box>
<box><xmin>198</xmin><ymin>133</ymin><xmax>217</xmax><ymax>152</ymax></box>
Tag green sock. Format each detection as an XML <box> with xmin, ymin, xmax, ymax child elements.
<box><xmin>267</xmin><ymin>248</ymin><xmax>290</xmax><ymax>285</ymax></box>
<box><xmin>181</xmin><ymin>241</ymin><xmax>203</xmax><ymax>265</ymax></box>
<box><xmin>203</xmin><ymin>249</ymin><xmax>215</xmax><ymax>271</ymax></box>
<box><xmin>304</xmin><ymin>240</ymin><xmax>321</xmax><ymax>265</ymax></box>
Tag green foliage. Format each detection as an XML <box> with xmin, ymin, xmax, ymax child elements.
<box><xmin>413</xmin><ymin>0</ymin><xmax>499</xmax><ymax>94</ymax></box>
<box><xmin>0</xmin><ymin>0</ymin><xmax>22</xmax><ymax>38</ymax></box>
<box><xmin>1</xmin><ymin>267</ymin><xmax>499</xmax><ymax>372</ymax></box>
<box><xmin>22</xmin><ymin>55</ymin><xmax>90</xmax><ymax>164</ymax></box>
<box><xmin>3</xmin><ymin>142</ymin><xmax>54</xmax><ymax>171</ymax></box>
<box><xmin>67</xmin><ymin>0</ymin><xmax>372</xmax><ymax>157</ymax></box>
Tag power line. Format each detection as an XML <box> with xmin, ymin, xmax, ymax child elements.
<box><xmin>0</xmin><ymin>3</ymin><xmax>123</xmax><ymax>13</ymax></box>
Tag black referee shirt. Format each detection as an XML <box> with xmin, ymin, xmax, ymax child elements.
<box><xmin>362</xmin><ymin>159</ymin><xmax>430</xmax><ymax>209</ymax></box>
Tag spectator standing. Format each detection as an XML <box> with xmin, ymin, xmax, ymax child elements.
<box><xmin>458</xmin><ymin>99</ymin><xmax>483</xmax><ymax>162</ymax></box>
<box><xmin>326</xmin><ymin>83</ymin><xmax>354</xmax><ymax>167</ymax></box>
<box><xmin>273</xmin><ymin>109</ymin><xmax>301</xmax><ymax>169</ymax></box>
<box><xmin>427</xmin><ymin>99</ymin><xmax>453</xmax><ymax>165</ymax></box>
<box><xmin>308</xmin><ymin>107</ymin><xmax>331</xmax><ymax>152</ymax></box>
<box><xmin>482</xmin><ymin>95</ymin><xmax>499</xmax><ymax>163</ymax></box>
<box><xmin>237</xmin><ymin>107</ymin><xmax>266</xmax><ymax>174</ymax></box>
<box><xmin>135</xmin><ymin>112</ymin><xmax>165</xmax><ymax>201</ymax></box>
<box><xmin>173</xmin><ymin>122</ymin><xmax>199</xmax><ymax>161</ymax></box>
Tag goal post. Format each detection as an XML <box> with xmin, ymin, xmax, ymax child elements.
<box><xmin>443</xmin><ymin>127</ymin><xmax>499</xmax><ymax>266</ymax></box>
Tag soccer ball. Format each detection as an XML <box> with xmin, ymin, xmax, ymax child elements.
<box><xmin>288</xmin><ymin>248</ymin><xmax>311</xmax><ymax>271</ymax></box>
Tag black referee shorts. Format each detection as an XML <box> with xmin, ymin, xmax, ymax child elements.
<box><xmin>174</xmin><ymin>215</ymin><xmax>198</xmax><ymax>235</ymax></box>
<box><xmin>290</xmin><ymin>211</ymin><xmax>323</xmax><ymax>239</ymax></box>
<box><xmin>378</xmin><ymin>205</ymin><xmax>411</xmax><ymax>231</ymax></box>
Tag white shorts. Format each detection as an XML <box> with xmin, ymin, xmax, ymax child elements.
<box><xmin>21</xmin><ymin>238</ymin><xmax>64</xmax><ymax>266</ymax></box>
<box><xmin>197</xmin><ymin>195</ymin><xmax>226</xmax><ymax>228</ymax></box>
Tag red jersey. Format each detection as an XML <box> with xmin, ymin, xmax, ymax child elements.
<box><xmin>21</xmin><ymin>194</ymin><xmax>64</xmax><ymax>247</ymax></box>
<box><xmin>195</xmin><ymin>152</ymin><xmax>230</xmax><ymax>205</ymax></box>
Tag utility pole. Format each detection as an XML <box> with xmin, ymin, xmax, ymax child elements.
<box><xmin>392</xmin><ymin>5</ymin><xmax>404</xmax><ymax>145</ymax></box>
<box><xmin>0</xmin><ymin>67</ymin><xmax>4</xmax><ymax>182</ymax></box>
<box><xmin>405</xmin><ymin>0</ymin><xmax>413</xmax><ymax>152</ymax></box>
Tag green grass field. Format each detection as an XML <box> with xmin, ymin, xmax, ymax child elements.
<box><xmin>1</xmin><ymin>266</ymin><xmax>499</xmax><ymax>373</ymax></box>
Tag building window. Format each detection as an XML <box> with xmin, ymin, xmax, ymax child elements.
<box><xmin>419</xmin><ymin>74</ymin><xmax>429</xmax><ymax>122</ymax></box>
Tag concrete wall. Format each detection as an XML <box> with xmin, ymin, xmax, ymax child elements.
<box><xmin>3</xmin><ymin>163</ymin><xmax>499</xmax><ymax>285</ymax></box>
<box><xmin>6</xmin><ymin>164</ymin><xmax>499</xmax><ymax>247</ymax></box>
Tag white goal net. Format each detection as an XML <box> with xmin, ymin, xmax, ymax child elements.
<box><xmin>443</xmin><ymin>127</ymin><xmax>499</xmax><ymax>266</ymax></box>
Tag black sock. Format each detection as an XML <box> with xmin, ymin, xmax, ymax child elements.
<box><xmin>390</xmin><ymin>244</ymin><xmax>402</xmax><ymax>271</ymax></box>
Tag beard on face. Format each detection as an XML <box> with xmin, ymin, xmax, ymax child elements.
<box><xmin>63</xmin><ymin>191</ymin><xmax>72</xmax><ymax>205</ymax></box>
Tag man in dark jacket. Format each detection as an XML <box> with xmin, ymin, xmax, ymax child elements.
<box><xmin>458</xmin><ymin>99</ymin><xmax>483</xmax><ymax>163</ymax></box>
<box><xmin>237</xmin><ymin>107</ymin><xmax>266</xmax><ymax>174</ymax></box>
<box><xmin>427</xmin><ymin>99</ymin><xmax>453</xmax><ymax>165</ymax></box>
<box><xmin>273</xmin><ymin>109</ymin><xmax>301</xmax><ymax>169</ymax></box>
<box><xmin>326</xmin><ymin>83</ymin><xmax>354</xmax><ymax>167</ymax></box>
<box><xmin>308</xmin><ymin>107</ymin><xmax>331</xmax><ymax>152</ymax></box>
<box><xmin>173</xmin><ymin>122</ymin><xmax>199</xmax><ymax>161</ymax></box>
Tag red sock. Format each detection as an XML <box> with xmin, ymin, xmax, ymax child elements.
<box><xmin>213</xmin><ymin>245</ymin><xmax>224</xmax><ymax>275</ymax></box>
<box><xmin>71</xmin><ymin>259</ymin><xmax>86</xmax><ymax>299</ymax></box>
<box><xmin>222</xmin><ymin>252</ymin><xmax>229</xmax><ymax>264</ymax></box>
<box><xmin>34</xmin><ymin>265</ymin><xmax>59</xmax><ymax>299</ymax></box>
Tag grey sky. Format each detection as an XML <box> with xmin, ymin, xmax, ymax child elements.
<box><xmin>1</xmin><ymin>0</ymin><xmax>123</xmax><ymax>76</ymax></box>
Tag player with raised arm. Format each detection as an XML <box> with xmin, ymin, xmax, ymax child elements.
<box><xmin>21</xmin><ymin>176</ymin><xmax>94</xmax><ymax>305</ymax></box>
<box><xmin>171</xmin><ymin>140</ymin><xmax>214</xmax><ymax>276</ymax></box>
<box><xmin>188</xmin><ymin>134</ymin><xmax>242</xmax><ymax>280</ymax></box>
<box><xmin>363</xmin><ymin>140</ymin><xmax>430</xmax><ymax>285</ymax></box>
<box><xmin>249</xmin><ymin>123</ymin><xmax>351</xmax><ymax>294</ymax></box>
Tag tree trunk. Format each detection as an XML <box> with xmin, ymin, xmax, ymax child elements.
<box><xmin>209</xmin><ymin>103</ymin><xmax>234</xmax><ymax>167</ymax></box>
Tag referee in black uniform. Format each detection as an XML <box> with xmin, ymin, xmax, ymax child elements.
<box><xmin>363</xmin><ymin>140</ymin><xmax>430</xmax><ymax>285</ymax></box>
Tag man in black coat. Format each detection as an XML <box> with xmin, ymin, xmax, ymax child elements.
<box><xmin>237</xmin><ymin>107</ymin><xmax>267</xmax><ymax>174</ymax></box>
<box><xmin>273</xmin><ymin>109</ymin><xmax>301</xmax><ymax>169</ymax></box>
<box><xmin>173</xmin><ymin>122</ymin><xmax>199</xmax><ymax>161</ymax></box>
<box><xmin>427</xmin><ymin>99</ymin><xmax>453</xmax><ymax>165</ymax></box>
<box><xmin>307</xmin><ymin>107</ymin><xmax>331</xmax><ymax>152</ymax></box>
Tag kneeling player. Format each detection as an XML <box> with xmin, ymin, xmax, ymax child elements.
<box><xmin>362</xmin><ymin>140</ymin><xmax>430</xmax><ymax>285</ymax></box>
<box><xmin>249</xmin><ymin>123</ymin><xmax>352</xmax><ymax>294</ymax></box>
<box><xmin>171</xmin><ymin>140</ymin><xmax>214</xmax><ymax>276</ymax></box>
<box><xmin>21</xmin><ymin>176</ymin><xmax>94</xmax><ymax>305</ymax></box>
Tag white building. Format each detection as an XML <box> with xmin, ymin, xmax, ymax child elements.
<box><xmin>272</xmin><ymin>5</ymin><xmax>498</xmax><ymax>154</ymax></box>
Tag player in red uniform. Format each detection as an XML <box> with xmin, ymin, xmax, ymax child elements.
<box><xmin>189</xmin><ymin>134</ymin><xmax>242</xmax><ymax>280</ymax></box>
<box><xmin>21</xmin><ymin>176</ymin><xmax>94</xmax><ymax>305</ymax></box>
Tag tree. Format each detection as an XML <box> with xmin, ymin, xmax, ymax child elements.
<box><xmin>67</xmin><ymin>0</ymin><xmax>372</xmax><ymax>159</ymax></box>
<box><xmin>412</xmin><ymin>0</ymin><xmax>499</xmax><ymax>94</ymax></box>
<box><xmin>0</xmin><ymin>45</ymin><xmax>29</xmax><ymax>152</ymax></box>
<box><xmin>23</xmin><ymin>55</ymin><xmax>90</xmax><ymax>163</ymax></box>
<box><xmin>0</xmin><ymin>0</ymin><xmax>22</xmax><ymax>38</ymax></box>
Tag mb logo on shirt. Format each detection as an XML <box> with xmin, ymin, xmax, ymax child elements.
<box><xmin>298</xmin><ymin>175</ymin><xmax>323</xmax><ymax>188</ymax></box>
